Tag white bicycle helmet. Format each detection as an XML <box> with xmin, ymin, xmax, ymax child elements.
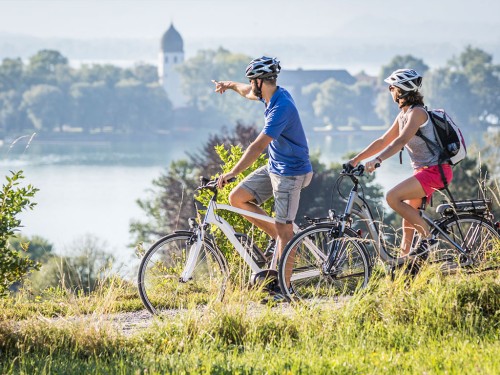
<box><xmin>245</xmin><ymin>56</ymin><xmax>281</xmax><ymax>80</ymax></box>
<box><xmin>384</xmin><ymin>69</ymin><xmax>423</xmax><ymax>92</ymax></box>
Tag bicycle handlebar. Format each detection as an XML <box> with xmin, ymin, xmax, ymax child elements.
<box><xmin>341</xmin><ymin>162</ymin><xmax>380</xmax><ymax>177</ymax></box>
<box><xmin>198</xmin><ymin>176</ymin><xmax>236</xmax><ymax>191</ymax></box>
<box><xmin>341</xmin><ymin>163</ymin><xmax>365</xmax><ymax>176</ymax></box>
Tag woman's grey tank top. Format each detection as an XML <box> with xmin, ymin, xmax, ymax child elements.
<box><xmin>398</xmin><ymin>106</ymin><xmax>440</xmax><ymax>169</ymax></box>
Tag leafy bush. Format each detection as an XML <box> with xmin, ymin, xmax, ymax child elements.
<box><xmin>0</xmin><ymin>171</ymin><xmax>39</xmax><ymax>296</ymax></box>
<box><xmin>195</xmin><ymin>144</ymin><xmax>272</xmax><ymax>259</ymax></box>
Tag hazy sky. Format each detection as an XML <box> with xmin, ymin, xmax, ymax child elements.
<box><xmin>1</xmin><ymin>0</ymin><xmax>499</xmax><ymax>43</ymax></box>
<box><xmin>1</xmin><ymin>0</ymin><xmax>499</xmax><ymax>74</ymax></box>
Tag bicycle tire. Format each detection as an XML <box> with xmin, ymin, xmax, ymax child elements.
<box><xmin>434</xmin><ymin>214</ymin><xmax>500</xmax><ymax>272</ymax></box>
<box><xmin>278</xmin><ymin>223</ymin><xmax>371</xmax><ymax>301</ymax></box>
<box><xmin>138</xmin><ymin>231</ymin><xmax>229</xmax><ymax>314</ymax></box>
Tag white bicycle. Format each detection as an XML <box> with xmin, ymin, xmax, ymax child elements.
<box><xmin>138</xmin><ymin>177</ymin><xmax>288</xmax><ymax>314</ymax></box>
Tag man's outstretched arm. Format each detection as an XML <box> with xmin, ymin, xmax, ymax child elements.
<box><xmin>212</xmin><ymin>80</ymin><xmax>259</xmax><ymax>100</ymax></box>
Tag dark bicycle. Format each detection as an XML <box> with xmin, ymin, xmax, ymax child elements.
<box><xmin>278</xmin><ymin>164</ymin><xmax>500</xmax><ymax>301</ymax></box>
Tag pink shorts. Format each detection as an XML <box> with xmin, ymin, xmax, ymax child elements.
<box><xmin>413</xmin><ymin>164</ymin><xmax>453</xmax><ymax>199</ymax></box>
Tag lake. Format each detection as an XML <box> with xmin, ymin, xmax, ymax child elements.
<box><xmin>1</xmin><ymin>129</ymin><xmax>483</xmax><ymax>276</ymax></box>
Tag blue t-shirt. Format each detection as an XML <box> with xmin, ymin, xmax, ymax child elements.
<box><xmin>262</xmin><ymin>87</ymin><xmax>312</xmax><ymax>176</ymax></box>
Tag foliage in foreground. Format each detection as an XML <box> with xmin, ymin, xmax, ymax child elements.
<box><xmin>1</xmin><ymin>267</ymin><xmax>499</xmax><ymax>374</ymax></box>
<box><xmin>0</xmin><ymin>171</ymin><xmax>39</xmax><ymax>296</ymax></box>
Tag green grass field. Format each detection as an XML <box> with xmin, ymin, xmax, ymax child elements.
<box><xmin>1</xmin><ymin>264</ymin><xmax>500</xmax><ymax>374</ymax></box>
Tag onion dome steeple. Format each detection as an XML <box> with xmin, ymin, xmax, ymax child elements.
<box><xmin>161</xmin><ymin>23</ymin><xmax>184</xmax><ymax>53</ymax></box>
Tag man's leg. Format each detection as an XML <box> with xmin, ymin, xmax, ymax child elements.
<box><xmin>271</xmin><ymin>172</ymin><xmax>313</xmax><ymax>288</ymax></box>
<box><xmin>275</xmin><ymin>222</ymin><xmax>294</xmax><ymax>259</ymax></box>
<box><xmin>276</xmin><ymin>222</ymin><xmax>295</xmax><ymax>289</ymax></box>
<box><xmin>228</xmin><ymin>186</ymin><xmax>277</xmax><ymax>239</ymax></box>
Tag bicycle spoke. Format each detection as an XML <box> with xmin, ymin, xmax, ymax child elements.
<box><xmin>437</xmin><ymin>215</ymin><xmax>500</xmax><ymax>272</ymax></box>
<box><xmin>138</xmin><ymin>233</ymin><xmax>228</xmax><ymax>314</ymax></box>
<box><xmin>279</xmin><ymin>224</ymin><xmax>371</xmax><ymax>301</ymax></box>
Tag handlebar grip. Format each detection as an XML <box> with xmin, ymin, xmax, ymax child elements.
<box><xmin>374</xmin><ymin>163</ymin><xmax>381</xmax><ymax>169</ymax></box>
<box><xmin>342</xmin><ymin>163</ymin><xmax>355</xmax><ymax>173</ymax></box>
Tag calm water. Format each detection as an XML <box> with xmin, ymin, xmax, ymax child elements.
<box><xmin>1</xmin><ymin>128</ymin><xmax>485</xmax><ymax>275</ymax></box>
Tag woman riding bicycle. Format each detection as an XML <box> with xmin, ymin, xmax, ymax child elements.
<box><xmin>347</xmin><ymin>68</ymin><xmax>452</xmax><ymax>258</ymax></box>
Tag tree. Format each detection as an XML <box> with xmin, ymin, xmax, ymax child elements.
<box><xmin>132</xmin><ymin>63</ymin><xmax>159</xmax><ymax>84</ymax></box>
<box><xmin>177</xmin><ymin>48</ymin><xmax>261</xmax><ymax>126</ymax></box>
<box><xmin>21</xmin><ymin>84</ymin><xmax>67</xmax><ymax>131</ymax></box>
<box><xmin>449</xmin><ymin>46</ymin><xmax>500</xmax><ymax>126</ymax></box>
<box><xmin>0</xmin><ymin>171</ymin><xmax>39</xmax><ymax>296</ymax></box>
<box><xmin>0</xmin><ymin>90</ymin><xmax>27</xmax><ymax>135</ymax></box>
<box><xmin>9</xmin><ymin>234</ymin><xmax>54</xmax><ymax>263</ymax></box>
<box><xmin>425</xmin><ymin>67</ymin><xmax>477</xmax><ymax>126</ymax></box>
<box><xmin>70</xmin><ymin>81</ymin><xmax>112</xmax><ymax>132</ymax></box>
<box><xmin>351</xmin><ymin>81</ymin><xmax>381</xmax><ymax>126</ymax></box>
<box><xmin>29</xmin><ymin>235</ymin><xmax>114</xmax><ymax>294</ymax></box>
<box><xmin>75</xmin><ymin>63</ymin><xmax>129</xmax><ymax>87</ymax></box>
<box><xmin>0</xmin><ymin>57</ymin><xmax>24</xmax><ymax>92</ymax></box>
<box><xmin>111</xmin><ymin>79</ymin><xmax>173</xmax><ymax>134</ymax></box>
<box><xmin>311</xmin><ymin>79</ymin><xmax>356</xmax><ymax>126</ymax></box>
<box><xmin>25</xmin><ymin>50</ymin><xmax>69</xmax><ymax>86</ymax></box>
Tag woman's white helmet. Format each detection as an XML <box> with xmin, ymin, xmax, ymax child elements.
<box><xmin>245</xmin><ymin>56</ymin><xmax>281</xmax><ymax>80</ymax></box>
<box><xmin>384</xmin><ymin>69</ymin><xmax>423</xmax><ymax>92</ymax></box>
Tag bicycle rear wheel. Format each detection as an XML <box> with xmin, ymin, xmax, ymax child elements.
<box><xmin>138</xmin><ymin>231</ymin><xmax>228</xmax><ymax>314</ymax></box>
<box><xmin>435</xmin><ymin>214</ymin><xmax>500</xmax><ymax>272</ymax></box>
<box><xmin>278</xmin><ymin>223</ymin><xmax>371</xmax><ymax>301</ymax></box>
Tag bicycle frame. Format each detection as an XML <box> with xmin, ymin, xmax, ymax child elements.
<box><xmin>334</xmin><ymin>171</ymin><xmax>471</xmax><ymax>269</ymax></box>
<box><xmin>180</xmin><ymin>195</ymin><xmax>300</xmax><ymax>282</ymax></box>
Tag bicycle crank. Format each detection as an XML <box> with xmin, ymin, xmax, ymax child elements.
<box><xmin>250</xmin><ymin>269</ymin><xmax>278</xmax><ymax>291</ymax></box>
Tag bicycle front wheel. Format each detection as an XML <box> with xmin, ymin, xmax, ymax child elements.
<box><xmin>278</xmin><ymin>223</ymin><xmax>371</xmax><ymax>301</ymax></box>
<box><xmin>436</xmin><ymin>214</ymin><xmax>500</xmax><ymax>272</ymax></box>
<box><xmin>138</xmin><ymin>231</ymin><xmax>229</xmax><ymax>314</ymax></box>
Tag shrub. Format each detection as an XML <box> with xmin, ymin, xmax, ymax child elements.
<box><xmin>0</xmin><ymin>170</ymin><xmax>39</xmax><ymax>296</ymax></box>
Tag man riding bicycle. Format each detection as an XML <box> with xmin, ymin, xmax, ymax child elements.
<box><xmin>213</xmin><ymin>56</ymin><xmax>313</xmax><ymax>300</ymax></box>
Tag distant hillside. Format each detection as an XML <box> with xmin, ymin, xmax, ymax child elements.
<box><xmin>1</xmin><ymin>33</ymin><xmax>499</xmax><ymax>76</ymax></box>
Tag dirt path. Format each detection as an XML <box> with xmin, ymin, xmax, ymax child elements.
<box><xmin>39</xmin><ymin>298</ymin><xmax>345</xmax><ymax>336</ymax></box>
<box><xmin>102</xmin><ymin>302</ymin><xmax>295</xmax><ymax>336</ymax></box>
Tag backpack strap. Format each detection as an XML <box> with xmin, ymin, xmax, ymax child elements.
<box><xmin>437</xmin><ymin>162</ymin><xmax>458</xmax><ymax>208</ymax></box>
<box><xmin>415</xmin><ymin>129</ymin><xmax>438</xmax><ymax>156</ymax></box>
<box><xmin>438</xmin><ymin>163</ymin><xmax>448</xmax><ymax>188</ymax></box>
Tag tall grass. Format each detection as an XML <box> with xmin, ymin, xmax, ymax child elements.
<box><xmin>1</xmin><ymin>263</ymin><xmax>499</xmax><ymax>374</ymax></box>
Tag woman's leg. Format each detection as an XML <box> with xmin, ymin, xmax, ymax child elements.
<box><xmin>400</xmin><ymin>198</ymin><xmax>423</xmax><ymax>255</ymax></box>
<box><xmin>386</xmin><ymin>177</ymin><xmax>428</xmax><ymax>255</ymax></box>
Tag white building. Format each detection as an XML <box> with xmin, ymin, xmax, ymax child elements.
<box><xmin>158</xmin><ymin>23</ymin><xmax>187</xmax><ymax>108</ymax></box>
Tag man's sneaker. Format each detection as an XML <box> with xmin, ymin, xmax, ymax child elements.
<box><xmin>408</xmin><ymin>238</ymin><xmax>438</xmax><ymax>260</ymax></box>
<box><xmin>260</xmin><ymin>292</ymin><xmax>288</xmax><ymax>305</ymax></box>
<box><xmin>260</xmin><ymin>284</ymin><xmax>290</xmax><ymax>305</ymax></box>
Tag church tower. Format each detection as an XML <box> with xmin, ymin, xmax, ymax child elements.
<box><xmin>158</xmin><ymin>23</ymin><xmax>187</xmax><ymax>108</ymax></box>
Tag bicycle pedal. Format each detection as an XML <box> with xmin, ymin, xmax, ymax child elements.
<box><xmin>459</xmin><ymin>257</ymin><xmax>474</xmax><ymax>267</ymax></box>
<box><xmin>250</xmin><ymin>269</ymin><xmax>278</xmax><ymax>288</ymax></box>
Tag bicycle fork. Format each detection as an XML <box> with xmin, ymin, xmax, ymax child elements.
<box><xmin>179</xmin><ymin>231</ymin><xmax>203</xmax><ymax>282</ymax></box>
<box><xmin>322</xmin><ymin>223</ymin><xmax>346</xmax><ymax>274</ymax></box>
<box><xmin>323</xmin><ymin>184</ymin><xmax>359</xmax><ymax>274</ymax></box>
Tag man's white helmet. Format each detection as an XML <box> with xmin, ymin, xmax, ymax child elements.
<box><xmin>384</xmin><ymin>69</ymin><xmax>423</xmax><ymax>92</ymax></box>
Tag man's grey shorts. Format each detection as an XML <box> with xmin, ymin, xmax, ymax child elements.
<box><xmin>237</xmin><ymin>165</ymin><xmax>313</xmax><ymax>224</ymax></box>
